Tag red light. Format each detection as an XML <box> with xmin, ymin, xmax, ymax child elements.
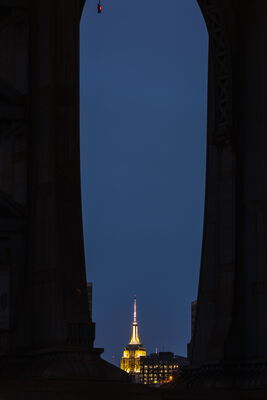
<box><xmin>97</xmin><ymin>4</ymin><xmax>102</xmax><ymax>13</ymax></box>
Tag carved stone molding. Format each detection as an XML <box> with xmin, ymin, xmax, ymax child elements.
<box><xmin>189</xmin><ymin>0</ymin><xmax>237</xmax><ymax>369</ymax></box>
<box><xmin>0</xmin><ymin>349</ymin><xmax>130</xmax><ymax>381</ymax></box>
<box><xmin>197</xmin><ymin>0</ymin><xmax>233</xmax><ymax>146</ymax></box>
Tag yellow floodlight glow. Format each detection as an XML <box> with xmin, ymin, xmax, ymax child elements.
<box><xmin>120</xmin><ymin>297</ymin><xmax>147</xmax><ymax>376</ymax></box>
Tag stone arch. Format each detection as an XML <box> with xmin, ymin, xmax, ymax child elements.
<box><xmin>79</xmin><ymin>0</ymin><xmax>236</xmax><ymax>369</ymax></box>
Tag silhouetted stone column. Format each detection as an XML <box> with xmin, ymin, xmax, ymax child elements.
<box><xmin>0</xmin><ymin>1</ymin><xmax>129</xmax><ymax>386</ymax></box>
<box><xmin>183</xmin><ymin>0</ymin><xmax>267</xmax><ymax>389</ymax></box>
<box><xmin>28</xmin><ymin>0</ymin><xmax>94</xmax><ymax>351</ymax></box>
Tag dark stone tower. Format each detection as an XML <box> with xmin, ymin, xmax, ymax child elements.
<box><xmin>0</xmin><ymin>0</ymin><xmax>128</xmax><ymax>386</ymax></box>
<box><xmin>0</xmin><ymin>0</ymin><xmax>94</xmax><ymax>359</ymax></box>
<box><xmin>184</xmin><ymin>0</ymin><xmax>267</xmax><ymax>390</ymax></box>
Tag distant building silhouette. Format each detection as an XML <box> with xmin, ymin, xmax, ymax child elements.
<box><xmin>187</xmin><ymin>300</ymin><xmax>197</xmax><ymax>360</ymax></box>
<box><xmin>140</xmin><ymin>352</ymin><xmax>188</xmax><ymax>385</ymax></box>
<box><xmin>120</xmin><ymin>298</ymin><xmax>146</xmax><ymax>379</ymax></box>
<box><xmin>191</xmin><ymin>300</ymin><xmax>197</xmax><ymax>337</ymax></box>
<box><xmin>87</xmin><ymin>282</ymin><xmax>93</xmax><ymax>320</ymax></box>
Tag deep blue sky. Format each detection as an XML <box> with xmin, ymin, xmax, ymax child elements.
<box><xmin>80</xmin><ymin>0</ymin><xmax>208</xmax><ymax>366</ymax></box>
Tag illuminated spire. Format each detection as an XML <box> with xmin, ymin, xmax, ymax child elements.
<box><xmin>129</xmin><ymin>296</ymin><xmax>141</xmax><ymax>345</ymax></box>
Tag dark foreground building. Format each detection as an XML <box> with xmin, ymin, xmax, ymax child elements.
<box><xmin>140</xmin><ymin>352</ymin><xmax>188</xmax><ymax>385</ymax></box>
<box><xmin>1</xmin><ymin>0</ymin><xmax>267</xmax><ymax>399</ymax></box>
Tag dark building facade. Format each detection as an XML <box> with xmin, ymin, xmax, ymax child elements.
<box><xmin>140</xmin><ymin>352</ymin><xmax>188</xmax><ymax>385</ymax></box>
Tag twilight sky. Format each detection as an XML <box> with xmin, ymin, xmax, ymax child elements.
<box><xmin>80</xmin><ymin>0</ymin><xmax>208</xmax><ymax>366</ymax></box>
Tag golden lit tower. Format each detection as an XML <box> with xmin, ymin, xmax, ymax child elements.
<box><xmin>120</xmin><ymin>297</ymin><xmax>146</xmax><ymax>377</ymax></box>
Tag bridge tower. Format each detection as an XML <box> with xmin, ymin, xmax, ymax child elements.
<box><xmin>0</xmin><ymin>0</ymin><xmax>127</xmax><ymax>385</ymax></box>
<box><xmin>187</xmin><ymin>0</ymin><xmax>267</xmax><ymax>389</ymax></box>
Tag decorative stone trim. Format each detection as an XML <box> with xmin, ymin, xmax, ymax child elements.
<box><xmin>198</xmin><ymin>0</ymin><xmax>233</xmax><ymax>146</ymax></box>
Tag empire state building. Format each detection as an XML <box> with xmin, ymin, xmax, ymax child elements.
<box><xmin>120</xmin><ymin>297</ymin><xmax>146</xmax><ymax>376</ymax></box>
